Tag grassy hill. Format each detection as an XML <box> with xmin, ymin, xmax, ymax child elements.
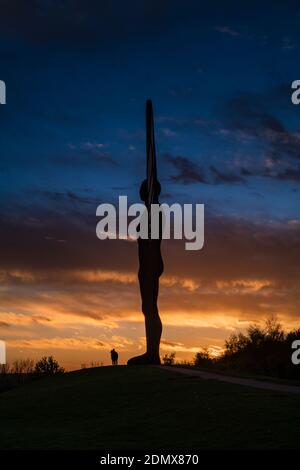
<box><xmin>1</xmin><ymin>365</ymin><xmax>300</xmax><ymax>449</ymax></box>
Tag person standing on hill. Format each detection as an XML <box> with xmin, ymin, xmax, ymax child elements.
<box><xmin>111</xmin><ymin>348</ymin><xmax>118</xmax><ymax>365</ymax></box>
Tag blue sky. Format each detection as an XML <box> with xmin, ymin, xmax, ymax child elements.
<box><xmin>1</xmin><ymin>0</ymin><xmax>300</xmax><ymax>223</ymax></box>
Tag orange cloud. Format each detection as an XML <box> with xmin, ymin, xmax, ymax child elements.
<box><xmin>1</xmin><ymin>213</ymin><xmax>300</xmax><ymax>369</ymax></box>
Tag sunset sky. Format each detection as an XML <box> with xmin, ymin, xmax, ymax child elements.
<box><xmin>1</xmin><ymin>1</ymin><xmax>300</xmax><ymax>369</ymax></box>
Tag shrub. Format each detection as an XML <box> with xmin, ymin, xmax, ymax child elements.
<box><xmin>162</xmin><ymin>352</ymin><xmax>176</xmax><ymax>365</ymax></box>
<box><xmin>35</xmin><ymin>356</ymin><xmax>65</xmax><ymax>376</ymax></box>
<box><xmin>194</xmin><ymin>348</ymin><xmax>213</xmax><ymax>368</ymax></box>
<box><xmin>12</xmin><ymin>359</ymin><xmax>35</xmax><ymax>375</ymax></box>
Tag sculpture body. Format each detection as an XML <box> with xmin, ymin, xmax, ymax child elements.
<box><xmin>127</xmin><ymin>100</ymin><xmax>164</xmax><ymax>365</ymax></box>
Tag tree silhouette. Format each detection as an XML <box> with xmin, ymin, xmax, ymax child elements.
<box><xmin>35</xmin><ymin>356</ymin><xmax>64</xmax><ymax>376</ymax></box>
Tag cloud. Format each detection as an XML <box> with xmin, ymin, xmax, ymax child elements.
<box><xmin>6</xmin><ymin>335</ymin><xmax>133</xmax><ymax>351</ymax></box>
<box><xmin>222</xmin><ymin>90</ymin><xmax>300</xmax><ymax>181</ymax></box>
<box><xmin>210</xmin><ymin>165</ymin><xmax>245</xmax><ymax>184</ymax></box>
<box><xmin>31</xmin><ymin>190</ymin><xmax>102</xmax><ymax>206</ymax></box>
<box><xmin>56</xmin><ymin>148</ymin><xmax>118</xmax><ymax>167</ymax></box>
<box><xmin>281</xmin><ymin>37</ymin><xmax>298</xmax><ymax>51</ymax></box>
<box><xmin>215</xmin><ymin>26</ymin><xmax>239</xmax><ymax>37</ymax></box>
<box><xmin>2</xmin><ymin>205</ymin><xmax>300</xmax><ymax>285</ymax></box>
<box><xmin>165</xmin><ymin>154</ymin><xmax>206</xmax><ymax>184</ymax></box>
<box><xmin>160</xmin><ymin>128</ymin><xmax>177</xmax><ymax>137</ymax></box>
<box><xmin>274</xmin><ymin>167</ymin><xmax>300</xmax><ymax>181</ymax></box>
<box><xmin>157</xmin><ymin>116</ymin><xmax>216</xmax><ymax>134</ymax></box>
<box><xmin>160</xmin><ymin>339</ymin><xmax>199</xmax><ymax>353</ymax></box>
<box><xmin>165</xmin><ymin>154</ymin><xmax>245</xmax><ymax>185</ymax></box>
<box><xmin>82</xmin><ymin>142</ymin><xmax>106</xmax><ymax>150</ymax></box>
<box><xmin>2</xmin><ymin>204</ymin><xmax>300</xmax><ymax>369</ymax></box>
<box><xmin>1</xmin><ymin>214</ymin><xmax>300</xmax><ymax>321</ymax></box>
<box><xmin>0</xmin><ymin>0</ymin><xmax>178</xmax><ymax>47</ymax></box>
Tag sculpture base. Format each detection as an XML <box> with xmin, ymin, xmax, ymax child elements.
<box><xmin>127</xmin><ymin>352</ymin><xmax>161</xmax><ymax>366</ymax></box>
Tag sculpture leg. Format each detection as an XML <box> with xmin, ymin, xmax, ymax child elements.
<box><xmin>144</xmin><ymin>277</ymin><xmax>162</xmax><ymax>360</ymax></box>
<box><xmin>127</xmin><ymin>275</ymin><xmax>162</xmax><ymax>365</ymax></box>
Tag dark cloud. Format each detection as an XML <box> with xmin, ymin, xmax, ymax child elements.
<box><xmin>18</xmin><ymin>189</ymin><xmax>104</xmax><ymax>230</ymax></box>
<box><xmin>240</xmin><ymin>167</ymin><xmax>255</xmax><ymax>177</ymax></box>
<box><xmin>221</xmin><ymin>89</ymin><xmax>300</xmax><ymax>182</ymax></box>
<box><xmin>164</xmin><ymin>215</ymin><xmax>300</xmax><ymax>283</ymax></box>
<box><xmin>224</xmin><ymin>92</ymin><xmax>300</xmax><ymax>162</ymax></box>
<box><xmin>0</xmin><ymin>0</ymin><xmax>175</xmax><ymax>46</ymax></box>
<box><xmin>55</xmin><ymin>151</ymin><xmax>118</xmax><ymax>167</ymax></box>
<box><xmin>241</xmin><ymin>161</ymin><xmax>300</xmax><ymax>182</ymax></box>
<box><xmin>275</xmin><ymin>167</ymin><xmax>300</xmax><ymax>181</ymax></box>
<box><xmin>1</xmin><ymin>204</ymin><xmax>300</xmax><ymax>287</ymax></box>
<box><xmin>157</xmin><ymin>116</ymin><xmax>216</xmax><ymax>135</ymax></box>
<box><xmin>264</xmin><ymin>168</ymin><xmax>300</xmax><ymax>181</ymax></box>
<box><xmin>0</xmin><ymin>209</ymin><xmax>137</xmax><ymax>272</ymax></box>
<box><xmin>165</xmin><ymin>154</ymin><xmax>245</xmax><ymax>185</ymax></box>
<box><xmin>210</xmin><ymin>165</ymin><xmax>245</xmax><ymax>184</ymax></box>
<box><xmin>33</xmin><ymin>190</ymin><xmax>102</xmax><ymax>206</ymax></box>
<box><xmin>165</xmin><ymin>154</ymin><xmax>207</xmax><ymax>184</ymax></box>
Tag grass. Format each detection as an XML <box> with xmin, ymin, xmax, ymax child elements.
<box><xmin>1</xmin><ymin>365</ymin><xmax>300</xmax><ymax>449</ymax></box>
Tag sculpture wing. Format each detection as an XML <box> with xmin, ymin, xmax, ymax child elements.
<box><xmin>146</xmin><ymin>99</ymin><xmax>158</xmax><ymax>208</ymax></box>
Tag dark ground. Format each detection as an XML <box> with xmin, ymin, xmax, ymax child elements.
<box><xmin>1</xmin><ymin>365</ymin><xmax>300</xmax><ymax>449</ymax></box>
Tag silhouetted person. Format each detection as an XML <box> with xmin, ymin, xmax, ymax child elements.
<box><xmin>111</xmin><ymin>348</ymin><xmax>118</xmax><ymax>365</ymax></box>
<box><xmin>127</xmin><ymin>100</ymin><xmax>163</xmax><ymax>365</ymax></box>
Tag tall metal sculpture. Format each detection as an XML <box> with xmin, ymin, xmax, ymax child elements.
<box><xmin>127</xmin><ymin>100</ymin><xmax>164</xmax><ymax>365</ymax></box>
